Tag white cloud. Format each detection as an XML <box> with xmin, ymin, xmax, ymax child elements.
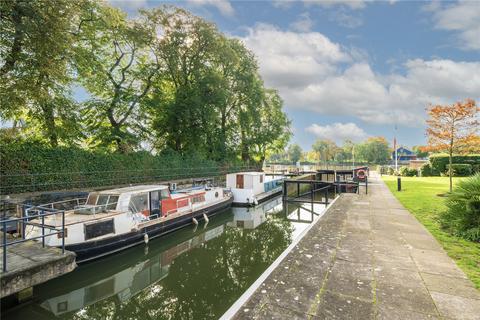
<box><xmin>429</xmin><ymin>1</ymin><xmax>480</xmax><ymax>51</ymax></box>
<box><xmin>241</xmin><ymin>24</ymin><xmax>349</xmax><ymax>89</ymax></box>
<box><xmin>304</xmin><ymin>0</ymin><xmax>368</xmax><ymax>10</ymax></box>
<box><xmin>305</xmin><ymin>122</ymin><xmax>368</xmax><ymax>143</ymax></box>
<box><xmin>107</xmin><ymin>0</ymin><xmax>148</xmax><ymax>13</ymax></box>
<box><xmin>329</xmin><ymin>10</ymin><xmax>363</xmax><ymax>28</ymax></box>
<box><xmin>272</xmin><ymin>0</ymin><xmax>295</xmax><ymax>10</ymax></box>
<box><xmin>188</xmin><ymin>0</ymin><xmax>235</xmax><ymax>17</ymax></box>
<box><xmin>290</xmin><ymin>12</ymin><xmax>315</xmax><ymax>32</ymax></box>
<box><xmin>240</xmin><ymin>24</ymin><xmax>480</xmax><ymax>127</ymax></box>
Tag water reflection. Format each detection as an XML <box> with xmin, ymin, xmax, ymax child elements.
<box><xmin>4</xmin><ymin>196</ymin><xmax>327</xmax><ymax>320</ymax></box>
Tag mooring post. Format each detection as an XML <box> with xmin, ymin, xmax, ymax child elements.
<box><xmin>325</xmin><ymin>188</ymin><xmax>329</xmax><ymax>207</ymax></box>
<box><xmin>41</xmin><ymin>210</ymin><xmax>45</xmax><ymax>248</ymax></box>
<box><xmin>311</xmin><ymin>182</ymin><xmax>314</xmax><ymax>203</ymax></box>
<box><xmin>397</xmin><ymin>176</ymin><xmax>401</xmax><ymax>191</ymax></box>
<box><xmin>282</xmin><ymin>181</ymin><xmax>287</xmax><ymax>201</ymax></box>
<box><xmin>365</xmin><ymin>176</ymin><xmax>368</xmax><ymax>195</ymax></box>
<box><xmin>22</xmin><ymin>205</ymin><xmax>26</xmax><ymax>239</ymax></box>
<box><xmin>61</xmin><ymin>211</ymin><xmax>65</xmax><ymax>254</ymax></box>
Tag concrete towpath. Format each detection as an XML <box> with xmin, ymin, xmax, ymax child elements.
<box><xmin>227</xmin><ymin>172</ymin><xmax>480</xmax><ymax>319</ymax></box>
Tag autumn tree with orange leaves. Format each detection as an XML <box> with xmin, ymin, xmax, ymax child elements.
<box><xmin>424</xmin><ymin>99</ymin><xmax>479</xmax><ymax>192</ymax></box>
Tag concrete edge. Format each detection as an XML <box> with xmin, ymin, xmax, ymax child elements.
<box><xmin>219</xmin><ymin>195</ymin><xmax>343</xmax><ymax>320</ymax></box>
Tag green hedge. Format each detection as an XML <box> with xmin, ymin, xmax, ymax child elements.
<box><xmin>447</xmin><ymin>164</ymin><xmax>472</xmax><ymax>177</ymax></box>
<box><xmin>400</xmin><ymin>166</ymin><xmax>418</xmax><ymax>177</ymax></box>
<box><xmin>430</xmin><ymin>154</ymin><xmax>480</xmax><ymax>174</ymax></box>
<box><xmin>0</xmin><ymin>141</ymin><xmax>257</xmax><ymax>195</ymax></box>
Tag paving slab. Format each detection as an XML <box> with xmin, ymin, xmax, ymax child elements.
<box><xmin>0</xmin><ymin>236</ymin><xmax>76</xmax><ymax>298</ymax></box>
<box><xmin>225</xmin><ymin>173</ymin><xmax>480</xmax><ymax>320</ymax></box>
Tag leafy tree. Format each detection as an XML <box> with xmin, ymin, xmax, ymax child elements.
<box><xmin>287</xmin><ymin>144</ymin><xmax>303</xmax><ymax>164</ymax></box>
<box><xmin>356</xmin><ymin>137</ymin><xmax>390</xmax><ymax>164</ymax></box>
<box><xmin>145</xmin><ymin>7</ymin><xmax>220</xmax><ymax>156</ymax></box>
<box><xmin>146</xmin><ymin>7</ymin><xmax>289</xmax><ymax>162</ymax></box>
<box><xmin>424</xmin><ymin>99</ymin><xmax>479</xmax><ymax>192</ymax></box>
<box><xmin>312</xmin><ymin>139</ymin><xmax>339</xmax><ymax>162</ymax></box>
<box><xmin>243</xmin><ymin>89</ymin><xmax>290</xmax><ymax>163</ymax></box>
<box><xmin>0</xmin><ymin>0</ymin><xmax>85</xmax><ymax>146</ymax></box>
<box><xmin>336</xmin><ymin>140</ymin><xmax>355</xmax><ymax>162</ymax></box>
<box><xmin>75</xmin><ymin>3</ymin><xmax>161</xmax><ymax>152</ymax></box>
<box><xmin>412</xmin><ymin>145</ymin><xmax>429</xmax><ymax>158</ymax></box>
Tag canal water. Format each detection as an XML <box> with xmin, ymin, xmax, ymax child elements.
<box><xmin>4</xmin><ymin>196</ymin><xmax>329</xmax><ymax>320</ymax></box>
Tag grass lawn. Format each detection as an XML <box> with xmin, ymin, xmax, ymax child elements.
<box><xmin>382</xmin><ymin>175</ymin><xmax>480</xmax><ymax>289</ymax></box>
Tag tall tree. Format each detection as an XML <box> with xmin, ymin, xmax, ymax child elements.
<box><xmin>287</xmin><ymin>144</ymin><xmax>303</xmax><ymax>164</ymax></box>
<box><xmin>312</xmin><ymin>139</ymin><xmax>338</xmax><ymax>163</ymax></box>
<box><xmin>146</xmin><ymin>7</ymin><xmax>220</xmax><ymax>155</ymax></box>
<box><xmin>412</xmin><ymin>145</ymin><xmax>429</xmax><ymax>158</ymax></box>
<box><xmin>425</xmin><ymin>99</ymin><xmax>479</xmax><ymax>192</ymax></box>
<box><xmin>242</xmin><ymin>88</ymin><xmax>290</xmax><ymax>163</ymax></box>
<box><xmin>75</xmin><ymin>4</ymin><xmax>161</xmax><ymax>152</ymax></box>
<box><xmin>0</xmin><ymin>0</ymin><xmax>85</xmax><ymax>146</ymax></box>
<box><xmin>355</xmin><ymin>137</ymin><xmax>390</xmax><ymax>164</ymax></box>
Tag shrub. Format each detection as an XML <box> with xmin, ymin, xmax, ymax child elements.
<box><xmin>387</xmin><ymin>167</ymin><xmax>395</xmax><ymax>175</ymax></box>
<box><xmin>400</xmin><ymin>166</ymin><xmax>417</xmax><ymax>177</ymax></box>
<box><xmin>419</xmin><ymin>163</ymin><xmax>432</xmax><ymax>177</ymax></box>
<box><xmin>447</xmin><ymin>164</ymin><xmax>472</xmax><ymax>177</ymax></box>
<box><xmin>430</xmin><ymin>154</ymin><xmax>480</xmax><ymax>173</ymax></box>
<box><xmin>440</xmin><ymin>173</ymin><xmax>480</xmax><ymax>242</ymax></box>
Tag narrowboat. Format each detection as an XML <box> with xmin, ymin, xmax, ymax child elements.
<box><xmin>226</xmin><ymin>172</ymin><xmax>284</xmax><ymax>206</ymax></box>
<box><xmin>24</xmin><ymin>184</ymin><xmax>233</xmax><ymax>262</ymax></box>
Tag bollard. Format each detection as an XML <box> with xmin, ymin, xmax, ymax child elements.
<box><xmin>397</xmin><ymin>176</ymin><xmax>401</xmax><ymax>191</ymax></box>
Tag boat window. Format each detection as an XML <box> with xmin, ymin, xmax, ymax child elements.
<box><xmin>192</xmin><ymin>195</ymin><xmax>205</xmax><ymax>203</ymax></box>
<box><xmin>107</xmin><ymin>195</ymin><xmax>119</xmax><ymax>210</ymax></box>
<box><xmin>260</xmin><ymin>175</ymin><xmax>264</xmax><ymax>183</ymax></box>
<box><xmin>160</xmin><ymin>189</ymin><xmax>170</xmax><ymax>199</ymax></box>
<box><xmin>84</xmin><ymin>219</ymin><xmax>115</xmax><ymax>240</ymax></box>
<box><xmin>86</xmin><ymin>193</ymin><xmax>98</xmax><ymax>205</ymax></box>
<box><xmin>129</xmin><ymin>193</ymin><xmax>148</xmax><ymax>213</ymax></box>
<box><xmin>150</xmin><ymin>191</ymin><xmax>161</xmax><ymax>216</ymax></box>
<box><xmin>97</xmin><ymin>195</ymin><xmax>109</xmax><ymax>206</ymax></box>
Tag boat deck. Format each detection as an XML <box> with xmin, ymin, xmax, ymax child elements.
<box><xmin>34</xmin><ymin>210</ymin><xmax>123</xmax><ymax>226</ymax></box>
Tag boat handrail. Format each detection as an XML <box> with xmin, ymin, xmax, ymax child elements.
<box><xmin>25</xmin><ymin>198</ymin><xmax>87</xmax><ymax>216</ymax></box>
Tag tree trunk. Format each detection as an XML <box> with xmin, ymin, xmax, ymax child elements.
<box><xmin>449</xmin><ymin>150</ymin><xmax>453</xmax><ymax>193</ymax></box>
<box><xmin>40</xmin><ymin>103</ymin><xmax>58</xmax><ymax>147</ymax></box>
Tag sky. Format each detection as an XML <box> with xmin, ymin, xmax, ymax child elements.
<box><xmin>107</xmin><ymin>0</ymin><xmax>480</xmax><ymax>150</ymax></box>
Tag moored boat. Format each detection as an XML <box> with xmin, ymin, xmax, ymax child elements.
<box><xmin>24</xmin><ymin>184</ymin><xmax>233</xmax><ymax>262</ymax></box>
<box><xmin>226</xmin><ymin>172</ymin><xmax>284</xmax><ymax>206</ymax></box>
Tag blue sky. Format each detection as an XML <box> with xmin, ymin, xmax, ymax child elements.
<box><xmin>109</xmin><ymin>0</ymin><xmax>480</xmax><ymax>150</ymax></box>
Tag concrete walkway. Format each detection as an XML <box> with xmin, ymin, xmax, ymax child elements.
<box><xmin>229</xmin><ymin>173</ymin><xmax>480</xmax><ymax>319</ymax></box>
<box><xmin>1</xmin><ymin>237</ymin><xmax>76</xmax><ymax>298</ymax></box>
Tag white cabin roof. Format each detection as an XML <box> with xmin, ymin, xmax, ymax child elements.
<box><xmin>97</xmin><ymin>185</ymin><xmax>168</xmax><ymax>195</ymax></box>
<box><xmin>227</xmin><ymin>172</ymin><xmax>265</xmax><ymax>176</ymax></box>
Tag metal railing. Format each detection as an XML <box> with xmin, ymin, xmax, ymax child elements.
<box><xmin>282</xmin><ymin>179</ymin><xmax>364</xmax><ymax>206</ymax></box>
<box><xmin>1</xmin><ymin>201</ymin><xmax>66</xmax><ymax>272</ymax></box>
<box><xmin>1</xmin><ymin>165</ymin><xmax>261</xmax><ymax>195</ymax></box>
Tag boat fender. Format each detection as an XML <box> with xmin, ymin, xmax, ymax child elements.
<box><xmin>203</xmin><ymin>213</ymin><xmax>209</xmax><ymax>223</ymax></box>
<box><xmin>144</xmin><ymin>233</ymin><xmax>149</xmax><ymax>244</ymax></box>
<box><xmin>253</xmin><ymin>198</ymin><xmax>259</xmax><ymax>206</ymax></box>
<box><xmin>192</xmin><ymin>217</ymin><xmax>199</xmax><ymax>225</ymax></box>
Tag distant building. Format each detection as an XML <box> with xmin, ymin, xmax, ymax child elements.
<box><xmin>392</xmin><ymin>147</ymin><xmax>417</xmax><ymax>162</ymax></box>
